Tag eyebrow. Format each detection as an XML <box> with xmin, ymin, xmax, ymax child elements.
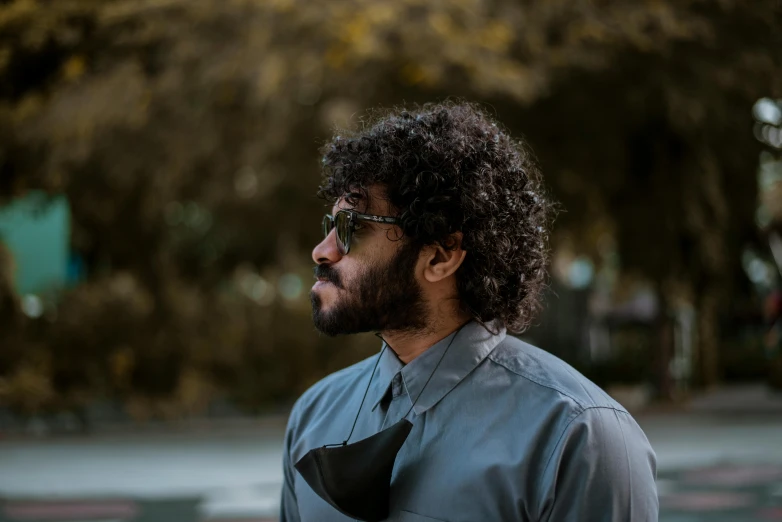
<box><xmin>344</xmin><ymin>191</ymin><xmax>364</xmax><ymax>207</ymax></box>
<box><xmin>333</xmin><ymin>192</ymin><xmax>366</xmax><ymax>214</ymax></box>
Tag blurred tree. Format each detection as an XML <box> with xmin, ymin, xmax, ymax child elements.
<box><xmin>1</xmin><ymin>0</ymin><xmax>780</xmax><ymax>415</ymax></box>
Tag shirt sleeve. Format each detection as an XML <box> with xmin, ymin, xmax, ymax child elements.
<box><xmin>279</xmin><ymin>409</ymin><xmax>301</xmax><ymax>522</ymax></box>
<box><xmin>538</xmin><ymin>407</ymin><xmax>658</xmax><ymax>522</ymax></box>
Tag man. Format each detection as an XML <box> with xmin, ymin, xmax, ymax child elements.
<box><xmin>280</xmin><ymin>103</ymin><xmax>658</xmax><ymax>521</ymax></box>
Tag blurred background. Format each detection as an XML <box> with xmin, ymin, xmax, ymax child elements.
<box><xmin>1</xmin><ymin>0</ymin><xmax>782</xmax><ymax>521</ymax></box>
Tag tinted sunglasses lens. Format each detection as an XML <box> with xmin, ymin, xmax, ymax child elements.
<box><xmin>322</xmin><ymin>215</ymin><xmax>333</xmax><ymax>239</ymax></box>
<box><xmin>335</xmin><ymin>212</ymin><xmax>351</xmax><ymax>254</ymax></box>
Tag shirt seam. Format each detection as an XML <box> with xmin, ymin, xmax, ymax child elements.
<box><xmin>486</xmin><ymin>354</ymin><xmax>589</xmax><ymax>409</ymax></box>
<box><xmin>613</xmin><ymin>408</ymin><xmax>635</xmax><ymax>517</ymax></box>
<box><xmin>561</xmin><ymin>362</ymin><xmax>602</xmax><ymax>407</ymax></box>
<box><xmin>540</xmin><ymin>406</ymin><xmax>632</xmax><ymax>471</ymax></box>
<box><xmin>539</xmin><ymin>406</ymin><xmax>634</xmax><ymax>521</ymax></box>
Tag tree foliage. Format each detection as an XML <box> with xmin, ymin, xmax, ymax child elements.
<box><xmin>1</xmin><ymin>0</ymin><xmax>780</xmax><ymax>417</ymax></box>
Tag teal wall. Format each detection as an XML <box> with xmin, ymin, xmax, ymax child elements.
<box><xmin>0</xmin><ymin>192</ymin><xmax>70</xmax><ymax>295</ymax></box>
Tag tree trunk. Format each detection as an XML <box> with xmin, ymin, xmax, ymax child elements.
<box><xmin>686</xmin><ymin>147</ymin><xmax>730</xmax><ymax>387</ymax></box>
<box><xmin>696</xmin><ymin>288</ymin><xmax>722</xmax><ymax>388</ymax></box>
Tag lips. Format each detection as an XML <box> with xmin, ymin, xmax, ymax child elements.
<box><xmin>313</xmin><ymin>265</ymin><xmax>342</xmax><ymax>289</ymax></box>
<box><xmin>312</xmin><ymin>279</ymin><xmax>336</xmax><ymax>290</ymax></box>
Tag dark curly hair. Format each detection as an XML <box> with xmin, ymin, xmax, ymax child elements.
<box><xmin>318</xmin><ymin>101</ymin><xmax>553</xmax><ymax>333</ymax></box>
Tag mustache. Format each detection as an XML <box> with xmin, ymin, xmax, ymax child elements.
<box><xmin>314</xmin><ymin>264</ymin><xmax>343</xmax><ymax>288</ymax></box>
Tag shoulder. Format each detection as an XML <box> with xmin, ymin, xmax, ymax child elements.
<box><xmin>487</xmin><ymin>335</ymin><xmax>625</xmax><ymax>414</ymax></box>
<box><xmin>536</xmin><ymin>406</ymin><xmax>658</xmax><ymax>520</ymax></box>
<box><xmin>485</xmin><ymin>339</ymin><xmax>657</xmax><ymax>517</ymax></box>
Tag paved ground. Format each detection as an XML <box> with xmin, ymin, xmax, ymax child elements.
<box><xmin>658</xmin><ymin>464</ymin><xmax>782</xmax><ymax>521</ymax></box>
<box><xmin>1</xmin><ymin>412</ymin><xmax>781</xmax><ymax>521</ymax></box>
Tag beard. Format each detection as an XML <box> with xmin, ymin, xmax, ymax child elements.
<box><xmin>311</xmin><ymin>242</ymin><xmax>429</xmax><ymax>336</ymax></box>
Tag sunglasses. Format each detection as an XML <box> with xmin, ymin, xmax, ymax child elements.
<box><xmin>322</xmin><ymin>210</ymin><xmax>400</xmax><ymax>255</ymax></box>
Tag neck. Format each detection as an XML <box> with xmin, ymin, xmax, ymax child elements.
<box><xmin>381</xmin><ymin>306</ymin><xmax>471</xmax><ymax>364</ymax></box>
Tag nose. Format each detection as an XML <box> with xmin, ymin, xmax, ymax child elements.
<box><xmin>312</xmin><ymin>228</ymin><xmax>342</xmax><ymax>265</ymax></box>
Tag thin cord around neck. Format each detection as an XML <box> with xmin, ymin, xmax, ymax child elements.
<box><xmin>339</xmin><ymin>324</ymin><xmax>468</xmax><ymax>445</ymax></box>
<box><xmin>402</xmin><ymin>323</ymin><xmax>466</xmax><ymax>419</ymax></box>
<box><xmin>340</xmin><ymin>334</ymin><xmax>387</xmax><ymax>445</ymax></box>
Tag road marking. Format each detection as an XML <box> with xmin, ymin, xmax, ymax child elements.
<box><xmin>3</xmin><ymin>500</ymin><xmax>137</xmax><ymax>520</ymax></box>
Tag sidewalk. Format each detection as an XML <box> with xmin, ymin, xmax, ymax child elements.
<box><xmin>1</xmin><ymin>386</ymin><xmax>781</xmax><ymax>521</ymax></box>
<box><xmin>683</xmin><ymin>383</ymin><xmax>782</xmax><ymax>415</ymax></box>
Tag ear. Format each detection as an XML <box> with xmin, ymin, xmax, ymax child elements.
<box><xmin>421</xmin><ymin>232</ymin><xmax>467</xmax><ymax>283</ymax></box>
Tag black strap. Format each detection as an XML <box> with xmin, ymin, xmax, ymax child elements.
<box><xmin>341</xmin><ymin>324</ymin><xmax>468</xmax><ymax>444</ymax></box>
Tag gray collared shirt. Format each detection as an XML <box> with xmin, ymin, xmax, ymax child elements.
<box><xmin>280</xmin><ymin>322</ymin><xmax>658</xmax><ymax>522</ymax></box>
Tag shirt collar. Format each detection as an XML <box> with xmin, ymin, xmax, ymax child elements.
<box><xmin>368</xmin><ymin>341</ymin><xmax>404</xmax><ymax>411</ymax></box>
<box><xmin>369</xmin><ymin>320</ymin><xmax>506</xmax><ymax>416</ymax></box>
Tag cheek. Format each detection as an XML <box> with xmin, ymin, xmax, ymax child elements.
<box><xmin>344</xmin><ymin>232</ymin><xmax>402</xmax><ymax>280</ymax></box>
<box><xmin>334</xmin><ymin>258</ymin><xmax>364</xmax><ymax>289</ymax></box>
<box><xmin>368</xmin><ymin>233</ymin><xmax>402</xmax><ymax>262</ymax></box>
<box><xmin>341</xmin><ymin>254</ymin><xmax>381</xmax><ymax>290</ymax></box>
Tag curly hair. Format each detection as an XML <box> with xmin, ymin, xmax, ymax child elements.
<box><xmin>318</xmin><ymin>101</ymin><xmax>553</xmax><ymax>333</ymax></box>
